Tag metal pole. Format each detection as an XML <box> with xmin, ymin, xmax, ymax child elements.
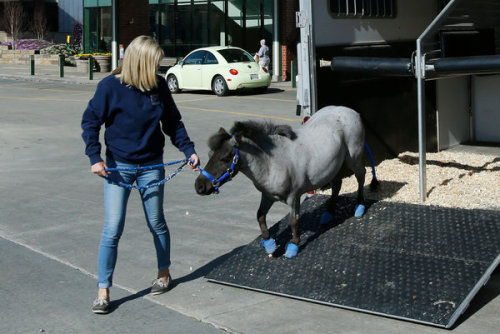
<box><xmin>272</xmin><ymin>0</ymin><xmax>280</xmax><ymax>82</ymax></box>
<box><xmin>59</xmin><ymin>55</ymin><xmax>64</xmax><ymax>78</ymax></box>
<box><xmin>416</xmin><ymin>39</ymin><xmax>426</xmax><ymax>203</ymax></box>
<box><xmin>111</xmin><ymin>0</ymin><xmax>118</xmax><ymax>71</ymax></box>
<box><xmin>414</xmin><ymin>0</ymin><xmax>458</xmax><ymax>202</ymax></box>
<box><xmin>308</xmin><ymin>20</ymin><xmax>317</xmax><ymax>115</ymax></box>
<box><xmin>89</xmin><ymin>57</ymin><xmax>94</xmax><ymax>80</ymax></box>
<box><xmin>30</xmin><ymin>55</ymin><xmax>35</xmax><ymax>75</ymax></box>
<box><xmin>291</xmin><ymin>60</ymin><xmax>296</xmax><ymax>88</ymax></box>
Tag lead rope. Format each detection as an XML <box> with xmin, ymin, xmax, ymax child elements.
<box><xmin>100</xmin><ymin>159</ymin><xmax>190</xmax><ymax>190</ymax></box>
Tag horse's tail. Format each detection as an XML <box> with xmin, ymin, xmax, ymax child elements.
<box><xmin>364</xmin><ymin>142</ymin><xmax>380</xmax><ymax>191</ymax></box>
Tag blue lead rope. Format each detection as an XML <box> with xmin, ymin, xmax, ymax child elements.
<box><xmin>364</xmin><ymin>142</ymin><xmax>378</xmax><ymax>182</ymax></box>
<box><xmin>101</xmin><ymin>159</ymin><xmax>189</xmax><ymax>190</ymax></box>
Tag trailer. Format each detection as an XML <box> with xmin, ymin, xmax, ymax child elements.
<box><xmin>295</xmin><ymin>0</ymin><xmax>500</xmax><ymax>202</ymax></box>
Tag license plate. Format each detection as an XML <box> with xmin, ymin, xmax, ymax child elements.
<box><xmin>250</xmin><ymin>74</ymin><xmax>258</xmax><ymax>80</ymax></box>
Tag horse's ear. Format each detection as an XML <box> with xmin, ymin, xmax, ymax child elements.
<box><xmin>208</xmin><ymin>127</ymin><xmax>231</xmax><ymax>150</ymax></box>
<box><xmin>218</xmin><ymin>127</ymin><xmax>230</xmax><ymax>136</ymax></box>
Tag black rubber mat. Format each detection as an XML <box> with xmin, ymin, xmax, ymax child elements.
<box><xmin>206</xmin><ymin>195</ymin><xmax>500</xmax><ymax>328</ymax></box>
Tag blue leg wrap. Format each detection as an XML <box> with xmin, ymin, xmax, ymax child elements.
<box><xmin>284</xmin><ymin>243</ymin><xmax>299</xmax><ymax>258</ymax></box>
<box><xmin>261</xmin><ymin>238</ymin><xmax>277</xmax><ymax>255</ymax></box>
<box><xmin>320</xmin><ymin>211</ymin><xmax>334</xmax><ymax>225</ymax></box>
<box><xmin>354</xmin><ymin>204</ymin><xmax>366</xmax><ymax>218</ymax></box>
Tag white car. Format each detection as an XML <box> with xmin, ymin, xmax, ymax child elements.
<box><xmin>165</xmin><ymin>46</ymin><xmax>271</xmax><ymax>96</ymax></box>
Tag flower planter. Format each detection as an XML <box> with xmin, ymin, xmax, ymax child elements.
<box><xmin>75</xmin><ymin>58</ymin><xmax>90</xmax><ymax>73</ymax></box>
<box><xmin>92</xmin><ymin>55</ymin><xmax>111</xmax><ymax>72</ymax></box>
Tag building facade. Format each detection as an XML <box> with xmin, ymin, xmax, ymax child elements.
<box><xmin>77</xmin><ymin>0</ymin><xmax>298</xmax><ymax>80</ymax></box>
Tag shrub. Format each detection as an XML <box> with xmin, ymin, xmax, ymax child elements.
<box><xmin>1</xmin><ymin>39</ymin><xmax>51</xmax><ymax>50</ymax></box>
<box><xmin>40</xmin><ymin>43</ymin><xmax>77</xmax><ymax>58</ymax></box>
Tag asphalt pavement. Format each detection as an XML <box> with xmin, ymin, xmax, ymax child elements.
<box><xmin>0</xmin><ymin>63</ymin><xmax>498</xmax><ymax>334</ymax></box>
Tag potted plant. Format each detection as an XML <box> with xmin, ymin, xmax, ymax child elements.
<box><xmin>73</xmin><ymin>53</ymin><xmax>92</xmax><ymax>72</ymax></box>
<box><xmin>91</xmin><ymin>53</ymin><xmax>112</xmax><ymax>72</ymax></box>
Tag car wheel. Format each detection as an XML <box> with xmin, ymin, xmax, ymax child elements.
<box><xmin>167</xmin><ymin>74</ymin><xmax>181</xmax><ymax>93</ymax></box>
<box><xmin>212</xmin><ymin>75</ymin><xmax>229</xmax><ymax>96</ymax></box>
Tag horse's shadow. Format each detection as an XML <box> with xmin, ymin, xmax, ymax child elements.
<box><xmin>267</xmin><ymin>196</ymin><xmax>373</xmax><ymax>257</ymax></box>
<box><xmin>268</xmin><ymin>179</ymin><xmax>406</xmax><ymax>256</ymax></box>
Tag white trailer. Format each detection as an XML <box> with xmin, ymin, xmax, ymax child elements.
<box><xmin>296</xmin><ymin>0</ymin><xmax>500</xmax><ymax>201</ymax></box>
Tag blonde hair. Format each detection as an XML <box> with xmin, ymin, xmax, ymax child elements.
<box><xmin>112</xmin><ymin>35</ymin><xmax>164</xmax><ymax>92</ymax></box>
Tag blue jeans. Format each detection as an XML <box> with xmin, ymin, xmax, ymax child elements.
<box><xmin>97</xmin><ymin>157</ymin><xmax>170</xmax><ymax>289</ymax></box>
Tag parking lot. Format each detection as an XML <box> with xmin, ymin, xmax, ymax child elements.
<box><xmin>0</xmin><ymin>72</ymin><xmax>498</xmax><ymax>334</ymax></box>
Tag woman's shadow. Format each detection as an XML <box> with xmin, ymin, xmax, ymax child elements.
<box><xmin>106</xmin><ymin>245</ymin><xmax>245</xmax><ymax>313</ymax></box>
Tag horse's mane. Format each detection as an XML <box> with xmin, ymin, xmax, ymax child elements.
<box><xmin>207</xmin><ymin>121</ymin><xmax>296</xmax><ymax>151</ymax></box>
<box><xmin>230</xmin><ymin>121</ymin><xmax>297</xmax><ymax>141</ymax></box>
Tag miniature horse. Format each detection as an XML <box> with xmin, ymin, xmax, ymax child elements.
<box><xmin>194</xmin><ymin>106</ymin><xmax>378</xmax><ymax>258</ymax></box>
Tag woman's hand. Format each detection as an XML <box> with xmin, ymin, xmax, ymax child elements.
<box><xmin>91</xmin><ymin>161</ymin><xmax>110</xmax><ymax>177</ymax></box>
<box><xmin>188</xmin><ymin>154</ymin><xmax>200</xmax><ymax>171</ymax></box>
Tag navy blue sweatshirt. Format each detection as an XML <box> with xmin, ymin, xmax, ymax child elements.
<box><xmin>81</xmin><ymin>75</ymin><xmax>195</xmax><ymax>165</ymax></box>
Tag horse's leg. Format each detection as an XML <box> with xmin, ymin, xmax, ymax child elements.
<box><xmin>352</xmin><ymin>163</ymin><xmax>366</xmax><ymax>217</ymax></box>
<box><xmin>257</xmin><ymin>193</ymin><xmax>277</xmax><ymax>255</ymax></box>
<box><xmin>320</xmin><ymin>175</ymin><xmax>342</xmax><ymax>225</ymax></box>
<box><xmin>285</xmin><ymin>195</ymin><xmax>300</xmax><ymax>258</ymax></box>
<box><xmin>345</xmin><ymin>136</ymin><xmax>367</xmax><ymax>217</ymax></box>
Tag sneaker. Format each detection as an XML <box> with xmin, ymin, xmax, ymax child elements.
<box><xmin>91</xmin><ymin>298</ymin><xmax>110</xmax><ymax>314</ymax></box>
<box><xmin>151</xmin><ymin>276</ymin><xmax>171</xmax><ymax>295</ymax></box>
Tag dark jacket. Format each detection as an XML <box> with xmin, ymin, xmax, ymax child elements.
<box><xmin>81</xmin><ymin>75</ymin><xmax>195</xmax><ymax>165</ymax></box>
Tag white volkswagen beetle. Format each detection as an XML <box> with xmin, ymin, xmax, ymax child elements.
<box><xmin>165</xmin><ymin>46</ymin><xmax>271</xmax><ymax>96</ymax></box>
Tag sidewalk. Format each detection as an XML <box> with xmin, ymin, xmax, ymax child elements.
<box><xmin>0</xmin><ymin>63</ymin><xmax>110</xmax><ymax>85</ymax></box>
<box><xmin>0</xmin><ymin>63</ymin><xmax>294</xmax><ymax>89</ymax></box>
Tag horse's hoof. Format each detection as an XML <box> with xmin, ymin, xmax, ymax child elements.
<box><xmin>320</xmin><ymin>211</ymin><xmax>334</xmax><ymax>225</ymax></box>
<box><xmin>354</xmin><ymin>204</ymin><xmax>366</xmax><ymax>217</ymax></box>
<box><xmin>284</xmin><ymin>243</ymin><xmax>299</xmax><ymax>258</ymax></box>
<box><xmin>261</xmin><ymin>238</ymin><xmax>277</xmax><ymax>255</ymax></box>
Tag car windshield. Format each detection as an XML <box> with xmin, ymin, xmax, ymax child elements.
<box><xmin>218</xmin><ymin>48</ymin><xmax>254</xmax><ymax>63</ymax></box>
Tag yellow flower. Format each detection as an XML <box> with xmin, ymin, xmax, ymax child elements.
<box><xmin>73</xmin><ymin>53</ymin><xmax>111</xmax><ymax>57</ymax></box>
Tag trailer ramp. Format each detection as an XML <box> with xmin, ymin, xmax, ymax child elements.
<box><xmin>206</xmin><ymin>195</ymin><xmax>500</xmax><ymax>328</ymax></box>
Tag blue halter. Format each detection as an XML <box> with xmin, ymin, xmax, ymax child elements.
<box><xmin>198</xmin><ymin>147</ymin><xmax>239</xmax><ymax>194</ymax></box>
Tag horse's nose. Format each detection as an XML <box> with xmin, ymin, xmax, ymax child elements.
<box><xmin>195</xmin><ymin>177</ymin><xmax>209</xmax><ymax>195</ymax></box>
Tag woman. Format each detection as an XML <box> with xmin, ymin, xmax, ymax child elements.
<box><xmin>81</xmin><ymin>35</ymin><xmax>199</xmax><ymax>314</ymax></box>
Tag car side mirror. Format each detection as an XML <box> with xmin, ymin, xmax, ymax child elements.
<box><xmin>178</xmin><ymin>60</ymin><xmax>183</xmax><ymax>66</ymax></box>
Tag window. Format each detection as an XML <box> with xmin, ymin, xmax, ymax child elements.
<box><xmin>329</xmin><ymin>0</ymin><xmax>396</xmax><ymax>18</ymax></box>
<box><xmin>150</xmin><ymin>0</ymin><xmax>275</xmax><ymax>58</ymax></box>
<box><xmin>204</xmin><ymin>52</ymin><xmax>218</xmax><ymax>65</ymax></box>
<box><xmin>218</xmin><ymin>48</ymin><xmax>254</xmax><ymax>63</ymax></box>
<box><xmin>183</xmin><ymin>50</ymin><xmax>205</xmax><ymax>65</ymax></box>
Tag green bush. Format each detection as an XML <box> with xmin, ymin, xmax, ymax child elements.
<box><xmin>40</xmin><ymin>43</ymin><xmax>79</xmax><ymax>58</ymax></box>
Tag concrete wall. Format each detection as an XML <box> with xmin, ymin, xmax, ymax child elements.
<box><xmin>436</xmin><ymin>77</ymin><xmax>471</xmax><ymax>150</ymax></box>
<box><xmin>472</xmin><ymin>75</ymin><xmax>500</xmax><ymax>143</ymax></box>
<box><xmin>0</xmin><ymin>49</ymin><xmax>60</xmax><ymax>65</ymax></box>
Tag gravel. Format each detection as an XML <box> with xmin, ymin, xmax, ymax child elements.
<box><xmin>320</xmin><ymin>146</ymin><xmax>500</xmax><ymax>210</ymax></box>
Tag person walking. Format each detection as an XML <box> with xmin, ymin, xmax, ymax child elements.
<box><xmin>256</xmin><ymin>39</ymin><xmax>270</xmax><ymax>69</ymax></box>
<box><xmin>81</xmin><ymin>35</ymin><xmax>200</xmax><ymax>314</ymax></box>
